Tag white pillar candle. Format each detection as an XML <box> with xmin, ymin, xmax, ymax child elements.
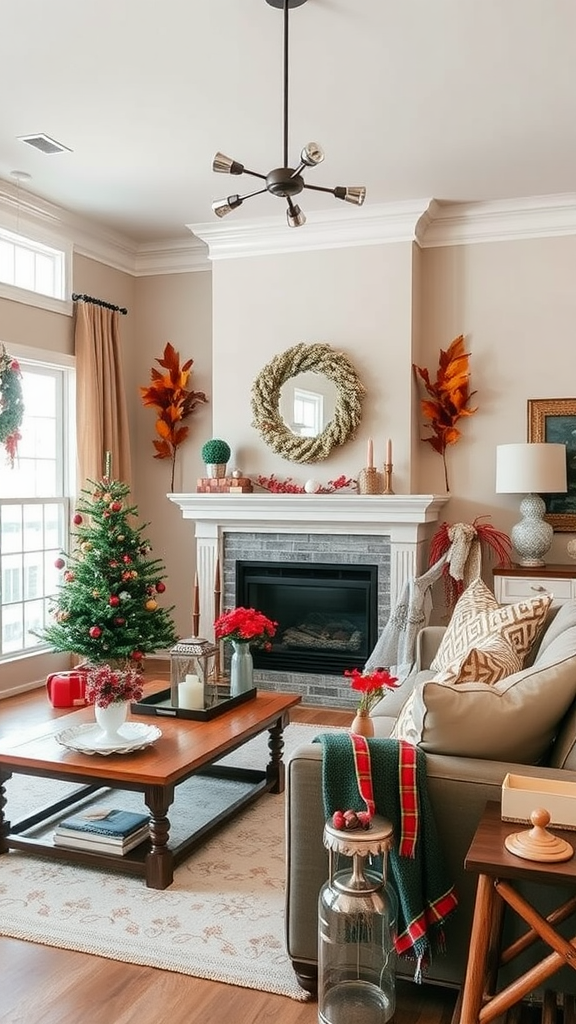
<box><xmin>367</xmin><ymin>437</ymin><xmax>374</xmax><ymax>468</ymax></box>
<box><xmin>386</xmin><ymin>438</ymin><xmax>392</xmax><ymax>465</ymax></box>
<box><xmin>178</xmin><ymin>673</ymin><xmax>204</xmax><ymax>710</ymax></box>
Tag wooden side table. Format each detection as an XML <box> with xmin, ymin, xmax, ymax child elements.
<box><xmin>458</xmin><ymin>801</ymin><xmax>576</xmax><ymax>1024</ymax></box>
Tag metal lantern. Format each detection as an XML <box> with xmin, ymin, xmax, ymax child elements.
<box><xmin>169</xmin><ymin>637</ymin><xmax>218</xmax><ymax>711</ymax></box>
<box><xmin>318</xmin><ymin>814</ymin><xmax>398</xmax><ymax>1024</ymax></box>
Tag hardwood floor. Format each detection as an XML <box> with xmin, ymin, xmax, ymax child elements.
<box><xmin>0</xmin><ymin>681</ymin><xmax>458</xmax><ymax>1024</ymax></box>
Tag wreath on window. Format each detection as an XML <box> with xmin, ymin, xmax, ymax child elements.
<box><xmin>0</xmin><ymin>344</ymin><xmax>24</xmax><ymax>466</ymax></box>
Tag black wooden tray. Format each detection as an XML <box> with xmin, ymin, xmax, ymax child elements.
<box><xmin>130</xmin><ymin>685</ymin><xmax>257</xmax><ymax>721</ymax></box>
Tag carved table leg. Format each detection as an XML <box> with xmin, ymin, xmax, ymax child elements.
<box><xmin>0</xmin><ymin>769</ymin><xmax>12</xmax><ymax>853</ymax></box>
<box><xmin>267</xmin><ymin>717</ymin><xmax>286</xmax><ymax>794</ymax></box>
<box><xmin>144</xmin><ymin>783</ymin><xmax>175</xmax><ymax>889</ymax></box>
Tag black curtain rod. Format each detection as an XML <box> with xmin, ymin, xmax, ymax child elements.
<box><xmin>72</xmin><ymin>293</ymin><xmax>128</xmax><ymax>315</ymax></box>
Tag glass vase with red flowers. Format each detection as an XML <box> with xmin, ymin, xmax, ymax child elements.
<box><xmin>214</xmin><ymin>607</ymin><xmax>278</xmax><ymax>696</ymax></box>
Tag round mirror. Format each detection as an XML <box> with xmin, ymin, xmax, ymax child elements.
<box><xmin>251</xmin><ymin>342</ymin><xmax>365</xmax><ymax>463</ymax></box>
<box><xmin>278</xmin><ymin>372</ymin><xmax>338</xmax><ymax>437</ymax></box>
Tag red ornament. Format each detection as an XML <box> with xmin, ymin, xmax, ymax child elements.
<box><xmin>72</xmin><ymin>513</ymin><xmax>83</xmax><ymax>525</ymax></box>
<box><xmin>114</xmin><ymin>617</ymin><xmax>126</xmax><ymax>626</ymax></box>
<box><xmin>54</xmin><ymin>557</ymin><xmax>65</xmax><ymax>569</ymax></box>
<box><xmin>155</xmin><ymin>581</ymin><xmax>166</xmax><ymax>593</ymax></box>
<box><xmin>110</xmin><ymin>501</ymin><xmax>122</xmax><ymax>512</ymax></box>
<box><xmin>89</xmin><ymin>626</ymin><xmax>102</xmax><ymax>639</ymax></box>
<box><xmin>122</xmin><ymin>555</ymin><xmax>132</xmax><ymax>564</ymax></box>
<box><xmin>131</xmin><ymin>650</ymin><xmax>144</xmax><ymax>661</ymax></box>
<box><xmin>109</xmin><ymin>595</ymin><xmax>120</xmax><ymax>607</ymax></box>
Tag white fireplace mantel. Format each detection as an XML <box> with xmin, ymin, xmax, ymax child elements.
<box><xmin>169</xmin><ymin>492</ymin><xmax>449</xmax><ymax>639</ymax></box>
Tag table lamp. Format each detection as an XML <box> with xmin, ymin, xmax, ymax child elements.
<box><xmin>495</xmin><ymin>442</ymin><xmax>567</xmax><ymax>566</ymax></box>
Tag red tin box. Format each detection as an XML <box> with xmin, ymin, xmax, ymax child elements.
<box><xmin>46</xmin><ymin>670</ymin><xmax>88</xmax><ymax>708</ymax></box>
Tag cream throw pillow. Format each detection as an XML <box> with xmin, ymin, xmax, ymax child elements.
<box><xmin>430</xmin><ymin>578</ymin><xmax>552</xmax><ymax>672</ymax></box>
<box><xmin>432</xmin><ymin>631</ymin><xmax>523</xmax><ymax>685</ymax></box>
<box><xmin>391</xmin><ymin>653</ymin><xmax>576</xmax><ymax>763</ymax></box>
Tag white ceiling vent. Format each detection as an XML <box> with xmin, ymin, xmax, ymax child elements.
<box><xmin>17</xmin><ymin>133</ymin><xmax>72</xmax><ymax>155</ymax></box>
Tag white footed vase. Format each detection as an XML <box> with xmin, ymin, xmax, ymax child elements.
<box><xmin>94</xmin><ymin>701</ymin><xmax>128</xmax><ymax>740</ymax></box>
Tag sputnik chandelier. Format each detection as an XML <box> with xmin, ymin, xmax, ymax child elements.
<box><xmin>212</xmin><ymin>0</ymin><xmax>366</xmax><ymax>228</ymax></box>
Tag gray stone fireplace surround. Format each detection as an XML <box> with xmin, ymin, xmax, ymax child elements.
<box><xmin>169</xmin><ymin>493</ymin><xmax>448</xmax><ymax>707</ymax></box>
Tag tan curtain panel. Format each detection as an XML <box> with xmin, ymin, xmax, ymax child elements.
<box><xmin>74</xmin><ymin>301</ymin><xmax>132</xmax><ymax>491</ymax></box>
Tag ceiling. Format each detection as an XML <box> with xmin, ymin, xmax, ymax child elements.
<box><xmin>0</xmin><ymin>0</ymin><xmax>575</xmax><ymax>245</ymax></box>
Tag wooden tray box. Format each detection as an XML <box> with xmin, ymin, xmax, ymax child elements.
<box><xmin>501</xmin><ymin>772</ymin><xmax>576</xmax><ymax>830</ymax></box>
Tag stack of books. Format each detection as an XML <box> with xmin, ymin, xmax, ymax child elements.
<box><xmin>53</xmin><ymin>808</ymin><xmax>151</xmax><ymax>855</ymax></box>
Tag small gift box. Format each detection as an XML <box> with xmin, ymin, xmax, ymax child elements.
<box><xmin>46</xmin><ymin>670</ymin><xmax>88</xmax><ymax>708</ymax></box>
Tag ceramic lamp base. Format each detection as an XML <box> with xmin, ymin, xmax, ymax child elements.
<box><xmin>511</xmin><ymin>493</ymin><xmax>553</xmax><ymax>567</ymax></box>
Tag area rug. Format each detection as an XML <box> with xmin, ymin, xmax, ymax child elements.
<box><xmin>0</xmin><ymin>722</ymin><xmax>335</xmax><ymax>1001</ymax></box>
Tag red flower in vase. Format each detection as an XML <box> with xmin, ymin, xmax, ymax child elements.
<box><xmin>344</xmin><ymin>667</ymin><xmax>399</xmax><ymax>714</ymax></box>
<box><xmin>214</xmin><ymin>606</ymin><xmax>277</xmax><ymax>651</ymax></box>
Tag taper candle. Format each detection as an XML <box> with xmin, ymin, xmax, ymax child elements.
<box><xmin>367</xmin><ymin>437</ymin><xmax>374</xmax><ymax>468</ymax></box>
<box><xmin>386</xmin><ymin>438</ymin><xmax>392</xmax><ymax>465</ymax></box>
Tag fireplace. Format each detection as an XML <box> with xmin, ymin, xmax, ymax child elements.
<box><xmin>168</xmin><ymin>492</ymin><xmax>449</xmax><ymax>706</ymax></box>
<box><xmin>236</xmin><ymin>560</ymin><xmax>378</xmax><ymax>675</ymax></box>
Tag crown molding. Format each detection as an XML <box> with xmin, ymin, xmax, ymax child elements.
<box><xmin>133</xmin><ymin>237</ymin><xmax>210</xmax><ymax>276</ymax></box>
<box><xmin>188</xmin><ymin>200</ymin><xmax>435</xmax><ymax>260</ymax></box>
<box><xmin>2</xmin><ymin>177</ymin><xmax>576</xmax><ymax>279</ymax></box>
<box><xmin>419</xmin><ymin>194</ymin><xmax>576</xmax><ymax>247</ymax></box>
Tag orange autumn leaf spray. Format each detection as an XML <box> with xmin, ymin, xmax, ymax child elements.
<box><xmin>413</xmin><ymin>335</ymin><xmax>477</xmax><ymax>491</ymax></box>
<box><xmin>140</xmin><ymin>342</ymin><xmax>208</xmax><ymax>490</ymax></box>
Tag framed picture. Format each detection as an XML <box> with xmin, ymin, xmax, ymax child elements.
<box><xmin>527</xmin><ymin>398</ymin><xmax>576</xmax><ymax>532</ymax></box>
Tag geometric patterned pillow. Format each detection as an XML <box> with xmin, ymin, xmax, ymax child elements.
<box><xmin>430</xmin><ymin>578</ymin><xmax>499</xmax><ymax>671</ymax></box>
<box><xmin>430</xmin><ymin>578</ymin><xmax>552</xmax><ymax>672</ymax></box>
<box><xmin>431</xmin><ymin>631</ymin><xmax>523</xmax><ymax>685</ymax></box>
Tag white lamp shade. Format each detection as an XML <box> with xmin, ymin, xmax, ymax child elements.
<box><xmin>495</xmin><ymin>443</ymin><xmax>567</xmax><ymax>494</ymax></box>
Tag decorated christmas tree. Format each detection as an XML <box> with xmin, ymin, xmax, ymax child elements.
<box><xmin>40</xmin><ymin>475</ymin><xmax>178</xmax><ymax>668</ymax></box>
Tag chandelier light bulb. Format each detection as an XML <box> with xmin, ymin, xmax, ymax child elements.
<box><xmin>211</xmin><ymin>0</ymin><xmax>366</xmax><ymax>227</ymax></box>
<box><xmin>334</xmin><ymin>186</ymin><xmax>367</xmax><ymax>206</ymax></box>
<box><xmin>287</xmin><ymin>203</ymin><xmax>306</xmax><ymax>228</ymax></box>
<box><xmin>212</xmin><ymin>195</ymin><xmax>243</xmax><ymax>218</ymax></box>
<box><xmin>212</xmin><ymin>152</ymin><xmax>245</xmax><ymax>175</ymax></box>
<box><xmin>300</xmin><ymin>142</ymin><xmax>325</xmax><ymax>167</ymax></box>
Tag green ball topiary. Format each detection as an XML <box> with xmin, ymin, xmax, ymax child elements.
<box><xmin>201</xmin><ymin>438</ymin><xmax>231</xmax><ymax>464</ymax></box>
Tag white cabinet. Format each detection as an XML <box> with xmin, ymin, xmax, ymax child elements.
<box><xmin>493</xmin><ymin>565</ymin><xmax>576</xmax><ymax>606</ymax></box>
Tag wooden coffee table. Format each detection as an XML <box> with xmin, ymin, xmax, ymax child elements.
<box><xmin>0</xmin><ymin>688</ymin><xmax>300</xmax><ymax>889</ymax></box>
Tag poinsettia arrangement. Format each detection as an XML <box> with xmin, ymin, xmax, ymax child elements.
<box><xmin>140</xmin><ymin>342</ymin><xmax>208</xmax><ymax>490</ymax></box>
<box><xmin>413</xmin><ymin>335</ymin><xmax>477</xmax><ymax>491</ymax></box>
<box><xmin>214</xmin><ymin>607</ymin><xmax>277</xmax><ymax>650</ymax></box>
<box><xmin>344</xmin><ymin>667</ymin><xmax>399</xmax><ymax>714</ymax></box>
<box><xmin>85</xmin><ymin>663</ymin><xmax>144</xmax><ymax>708</ymax></box>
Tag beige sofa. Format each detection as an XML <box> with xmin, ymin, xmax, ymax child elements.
<box><xmin>285</xmin><ymin>599</ymin><xmax>576</xmax><ymax>994</ymax></box>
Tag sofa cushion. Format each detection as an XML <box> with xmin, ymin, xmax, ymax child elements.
<box><xmin>430</xmin><ymin>578</ymin><xmax>552</xmax><ymax>672</ymax></box>
<box><xmin>432</xmin><ymin>631</ymin><xmax>523</xmax><ymax>685</ymax></box>
<box><xmin>392</xmin><ymin>637</ymin><xmax>576</xmax><ymax>762</ymax></box>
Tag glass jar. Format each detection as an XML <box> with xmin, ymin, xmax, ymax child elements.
<box><xmin>318</xmin><ymin>814</ymin><xmax>397</xmax><ymax>1024</ymax></box>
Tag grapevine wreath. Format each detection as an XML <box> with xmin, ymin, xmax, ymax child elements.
<box><xmin>0</xmin><ymin>343</ymin><xmax>24</xmax><ymax>465</ymax></box>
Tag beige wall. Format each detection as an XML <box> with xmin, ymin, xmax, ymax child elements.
<box><xmin>417</xmin><ymin>235</ymin><xmax>576</xmax><ymax>565</ymax></box>
<box><xmin>2</xmin><ymin>228</ymin><xmax>576</xmax><ymax>694</ymax></box>
<box><xmin>131</xmin><ymin>270</ymin><xmax>213</xmax><ymax>639</ymax></box>
<box><xmin>211</xmin><ymin>243</ymin><xmax>415</xmax><ymax>488</ymax></box>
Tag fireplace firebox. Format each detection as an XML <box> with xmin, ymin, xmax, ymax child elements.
<box><xmin>236</xmin><ymin>560</ymin><xmax>378</xmax><ymax>675</ymax></box>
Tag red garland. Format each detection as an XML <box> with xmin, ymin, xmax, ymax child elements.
<box><xmin>257</xmin><ymin>474</ymin><xmax>357</xmax><ymax>494</ymax></box>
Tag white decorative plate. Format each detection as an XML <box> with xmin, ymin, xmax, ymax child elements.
<box><xmin>55</xmin><ymin>722</ymin><xmax>162</xmax><ymax>755</ymax></box>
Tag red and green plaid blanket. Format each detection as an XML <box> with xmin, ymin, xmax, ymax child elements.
<box><xmin>315</xmin><ymin>732</ymin><xmax>458</xmax><ymax>979</ymax></box>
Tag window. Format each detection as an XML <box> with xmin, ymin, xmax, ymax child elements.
<box><xmin>0</xmin><ymin>226</ymin><xmax>71</xmax><ymax>315</ymax></box>
<box><xmin>0</xmin><ymin>348</ymin><xmax>75</xmax><ymax>660</ymax></box>
<box><xmin>293</xmin><ymin>388</ymin><xmax>323</xmax><ymax>438</ymax></box>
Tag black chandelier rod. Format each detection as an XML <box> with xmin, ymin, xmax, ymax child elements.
<box><xmin>283</xmin><ymin>0</ymin><xmax>289</xmax><ymax>167</ymax></box>
<box><xmin>72</xmin><ymin>293</ymin><xmax>128</xmax><ymax>315</ymax></box>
